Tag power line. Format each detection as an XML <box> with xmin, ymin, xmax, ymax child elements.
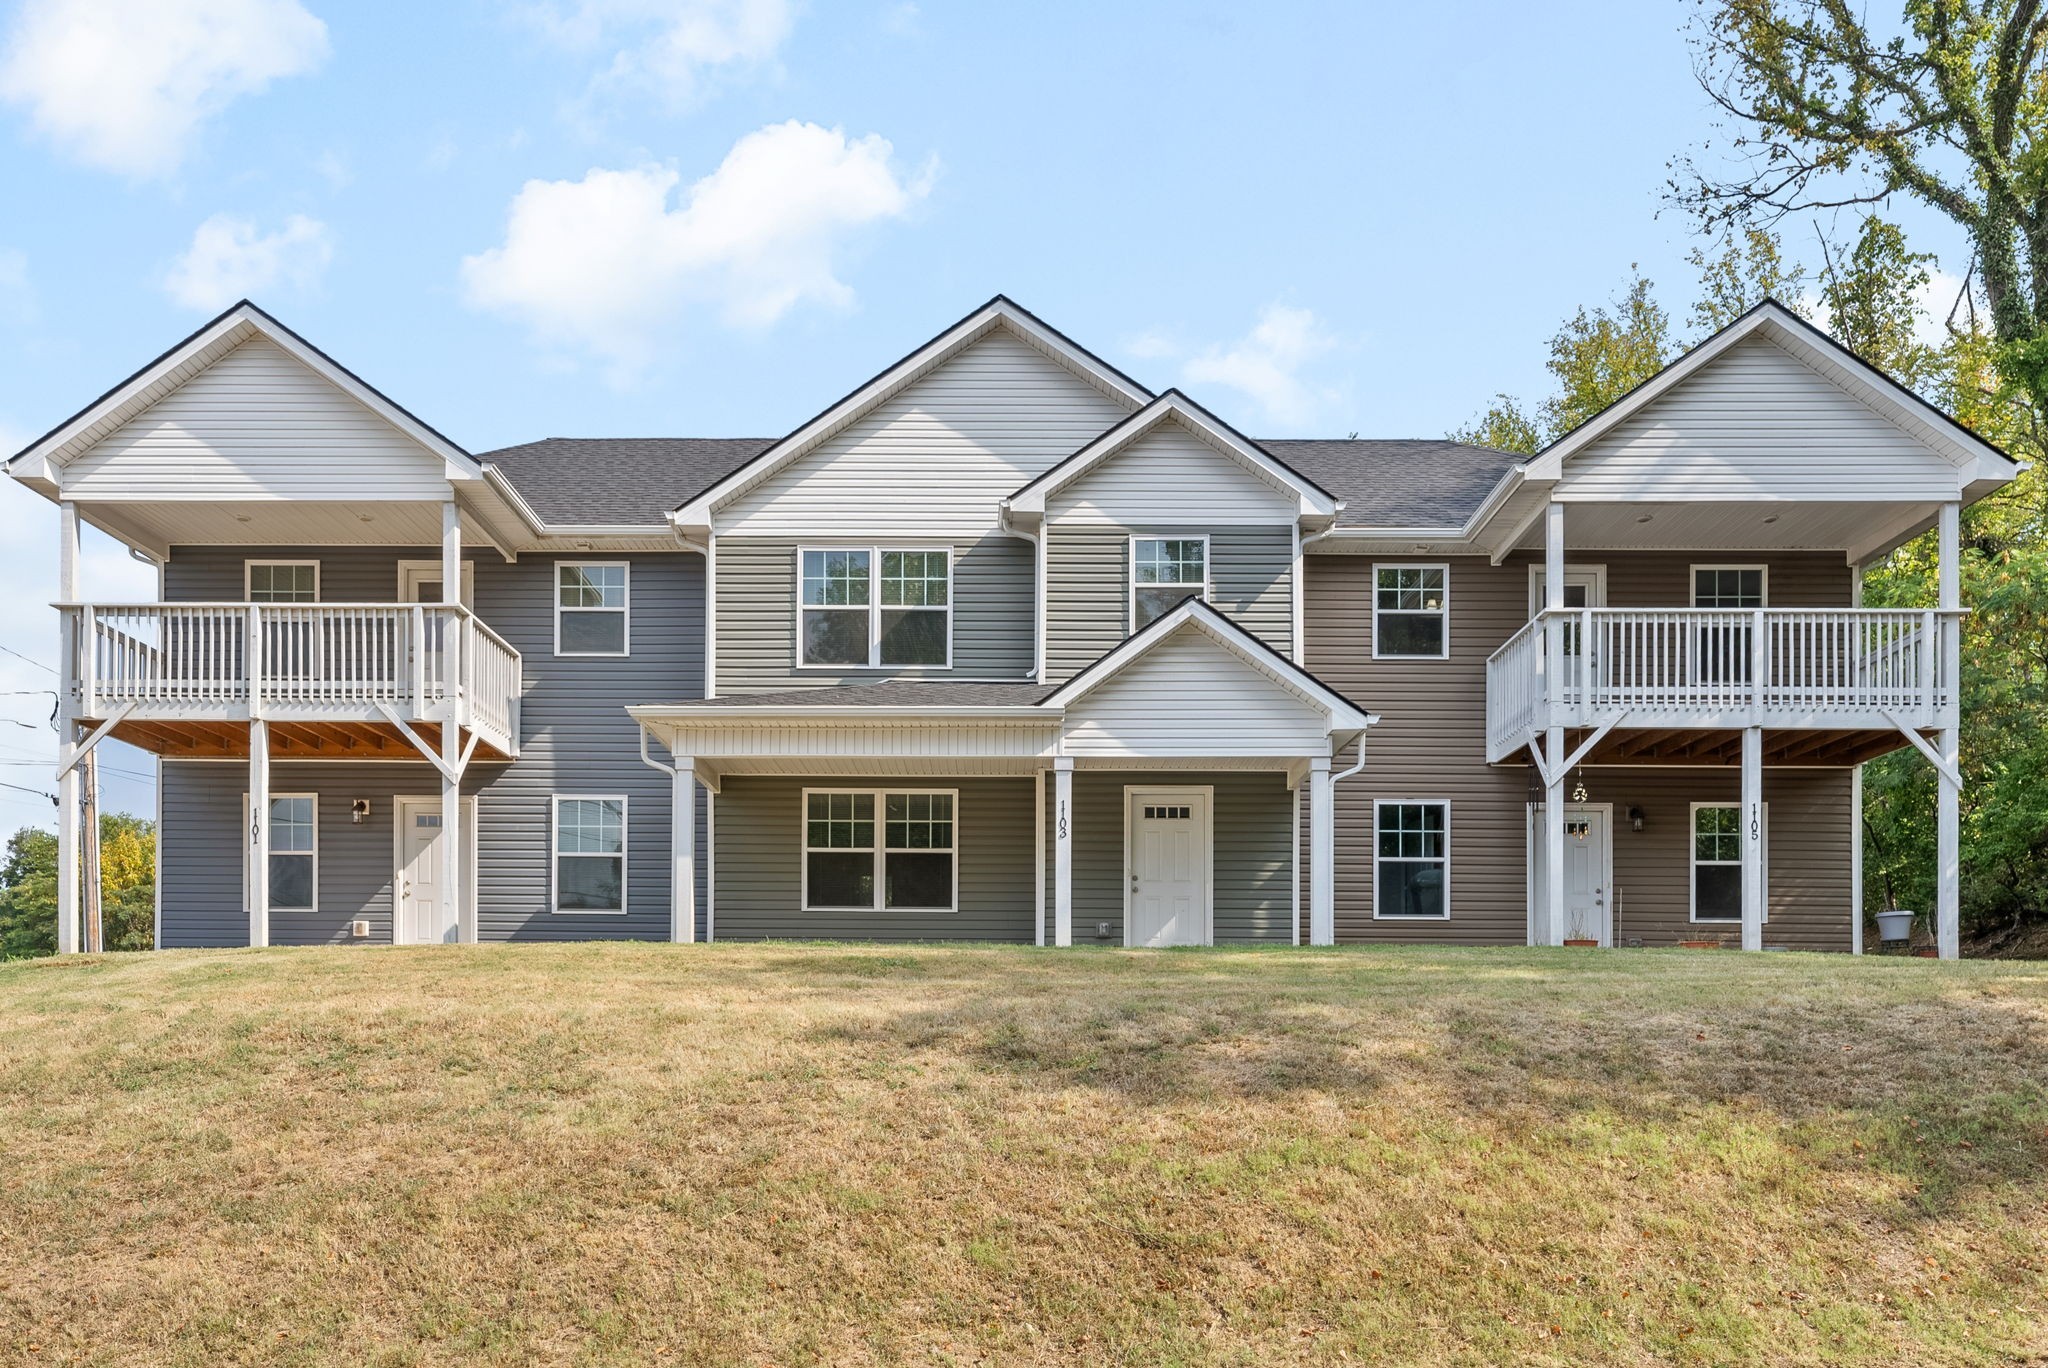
<box><xmin>0</xmin><ymin>779</ymin><xmax>54</xmax><ymax>803</ymax></box>
<box><xmin>0</xmin><ymin>643</ymin><xmax>55</xmax><ymax>675</ymax></box>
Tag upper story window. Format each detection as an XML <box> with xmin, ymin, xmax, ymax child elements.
<box><xmin>1373</xmin><ymin>564</ymin><xmax>1449</xmax><ymax>659</ymax></box>
<box><xmin>798</xmin><ymin>548</ymin><xmax>950</xmax><ymax>668</ymax></box>
<box><xmin>1694</xmin><ymin>566</ymin><xmax>1767</xmax><ymax>609</ymax></box>
<box><xmin>246</xmin><ymin>561</ymin><xmax>318</xmax><ymax>603</ymax></box>
<box><xmin>1692</xmin><ymin>566</ymin><xmax>1766</xmax><ymax>683</ymax></box>
<box><xmin>1131</xmin><ymin>537</ymin><xmax>1208</xmax><ymax>630</ymax></box>
<box><xmin>556</xmin><ymin>563</ymin><xmax>629</xmax><ymax>656</ymax></box>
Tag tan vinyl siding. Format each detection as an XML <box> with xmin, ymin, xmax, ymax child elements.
<box><xmin>1560</xmin><ymin>334</ymin><xmax>1963</xmax><ymax>502</ymax></box>
<box><xmin>1302</xmin><ymin>550</ymin><xmax>1857</xmax><ymax>947</ymax></box>
<box><xmin>712</xmin><ymin>775</ymin><xmax>1035</xmax><ymax>941</ymax></box>
<box><xmin>1045</xmin><ymin>420</ymin><xmax>1296</xmax><ymax>525</ymax></box>
<box><xmin>1045</xmin><ymin>525</ymin><xmax>1293</xmax><ymax>678</ymax></box>
<box><xmin>64</xmin><ymin>337</ymin><xmax>453</xmax><ymax>502</ymax></box>
<box><xmin>716</xmin><ymin>329</ymin><xmax>1134</xmax><ymax>539</ymax></box>
<box><xmin>1041</xmin><ymin>771</ymin><xmax>1294</xmax><ymax>945</ymax></box>
<box><xmin>715</xmin><ymin>535</ymin><xmax>1033</xmax><ymax>693</ymax></box>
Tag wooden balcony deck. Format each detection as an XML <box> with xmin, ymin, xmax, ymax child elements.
<box><xmin>64</xmin><ymin>602</ymin><xmax>522</xmax><ymax>761</ymax></box>
<box><xmin>1485</xmin><ymin>607</ymin><xmax>1960</xmax><ymax>765</ymax></box>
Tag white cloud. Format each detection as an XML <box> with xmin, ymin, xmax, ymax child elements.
<box><xmin>461</xmin><ymin>120</ymin><xmax>934</xmax><ymax>376</ymax></box>
<box><xmin>0</xmin><ymin>0</ymin><xmax>328</xmax><ymax>178</ymax></box>
<box><xmin>163</xmin><ymin>213</ymin><xmax>334</xmax><ymax>311</ymax></box>
<box><xmin>517</xmin><ymin>0</ymin><xmax>792</xmax><ymax>113</ymax></box>
<box><xmin>1799</xmin><ymin>265</ymin><xmax>1981</xmax><ymax>353</ymax></box>
<box><xmin>1179</xmin><ymin>304</ymin><xmax>1339</xmax><ymax>428</ymax></box>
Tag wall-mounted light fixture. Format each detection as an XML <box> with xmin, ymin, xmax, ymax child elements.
<box><xmin>351</xmin><ymin>799</ymin><xmax>371</xmax><ymax>825</ymax></box>
<box><xmin>1626</xmin><ymin>804</ymin><xmax>1645</xmax><ymax>832</ymax></box>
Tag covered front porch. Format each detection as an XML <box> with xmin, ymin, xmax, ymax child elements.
<box><xmin>630</xmin><ymin>600</ymin><xmax>1378</xmax><ymax>947</ymax></box>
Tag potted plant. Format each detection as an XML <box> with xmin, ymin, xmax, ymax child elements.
<box><xmin>1677</xmin><ymin>935</ymin><xmax>1722</xmax><ymax>950</ymax></box>
<box><xmin>1564</xmin><ymin>912</ymin><xmax>1599</xmax><ymax>948</ymax></box>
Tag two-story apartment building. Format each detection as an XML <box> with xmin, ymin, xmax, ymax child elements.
<box><xmin>8</xmin><ymin>297</ymin><xmax>2017</xmax><ymax>958</ymax></box>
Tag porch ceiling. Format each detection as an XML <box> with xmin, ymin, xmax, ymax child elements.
<box><xmin>1506</xmin><ymin>724</ymin><xmax>1918</xmax><ymax>768</ymax></box>
<box><xmin>74</xmin><ymin>500</ymin><xmax>477</xmax><ymax>559</ymax></box>
<box><xmin>1506</xmin><ymin>499</ymin><xmax>1941</xmax><ymax>559</ymax></box>
<box><xmin>110</xmin><ymin>718</ymin><xmax>513</xmax><ymax>763</ymax></box>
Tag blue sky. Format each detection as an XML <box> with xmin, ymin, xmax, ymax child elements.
<box><xmin>0</xmin><ymin>0</ymin><xmax>1963</xmax><ymax>828</ymax></box>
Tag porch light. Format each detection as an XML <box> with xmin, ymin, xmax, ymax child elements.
<box><xmin>1634</xmin><ymin>513</ymin><xmax>1653</xmax><ymax>524</ymax></box>
<box><xmin>1627</xmin><ymin>804</ymin><xmax>1645</xmax><ymax>832</ymax></box>
<box><xmin>1762</xmin><ymin>513</ymin><xmax>1780</xmax><ymax>524</ymax></box>
<box><xmin>351</xmin><ymin>799</ymin><xmax>371</xmax><ymax>825</ymax></box>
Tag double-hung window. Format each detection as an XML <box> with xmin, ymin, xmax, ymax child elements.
<box><xmin>1130</xmin><ymin>537</ymin><xmax>1208</xmax><ymax>630</ymax></box>
<box><xmin>1691</xmin><ymin>803</ymin><xmax>1765</xmax><ymax>923</ymax></box>
<box><xmin>1692</xmin><ymin>565</ymin><xmax>1765</xmax><ymax>684</ymax></box>
<box><xmin>1375</xmin><ymin>800</ymin><xmax>1449</xmax><ymax>919</ymax></box>
<box><xmin>246</xmin><ymin>561</ymin><xmax>319</xmax><ymax>603</ymax></box>
<box><xmin>554</xmin><ymin>796</ymin><xmax>627</xmax><ymax>913</ymax></box>
<box><xmin>1373</xmin><ymin>565</ymin><xmax>1449</xmax><ymax>659</ymax></box>
<box><xmin>803</xmin><ymin>789</ymin><xmax>956</xmax><ymax>911</ymax></box>
<box><xmin>556</xmin><ymin>563</ymin><xmax>629</xmax><ymax>656</ymax></box>
<box><xmin>798</xmin><ymin>548</ymin><xmax>950</xmax><ymax>667</ymax></box>
<box><xmin>246</xmin><ymin>794</ymin><xmax>317</xmax><ymax>911</ymax></box>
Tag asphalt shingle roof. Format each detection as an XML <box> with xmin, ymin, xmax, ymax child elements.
<box><xmin>479</xmin><ymin>435</ymin><xmax>1523</xmax><ymax>531</ymax></box>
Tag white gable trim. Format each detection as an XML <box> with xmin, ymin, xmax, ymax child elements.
<box><xmin>1522</xmin><ymin>301</ymin><xmax>2017</xmax><ymax>489</ymax></box>
<box><xmin>6</xmin><ymin>301</ymin><xmax>482</xmax><ymax>486</ymax></box>
<box><xmin>1005</xmin><ymin>390</ymin><xmax>1339</xmax><ymax>520</ymax></box>
<box><xmin>670</xmin><ymin>297</ymin><xmax>1153</xmax><ymax>531</ymax></box>
<box><xmin>1042</xmin><ymin>598</ymin><xmax>1376</xmax><ymax>732</ymax></box>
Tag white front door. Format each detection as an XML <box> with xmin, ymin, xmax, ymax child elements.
<box><xmin>1530</xmin><ymin>805</ymin><xmax>1614</xmax><ymax>945</ymax></box>
<box><xmin>1126</xmin><ymin>788</ymin><xmax>1211</xmax><ymax>947</ymax></box>
<box><xmin>395</xmin><ymin>797</ymin><xmax>462</xmax><ymax>944</ymax></box>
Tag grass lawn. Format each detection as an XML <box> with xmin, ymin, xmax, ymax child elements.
<box><xmin>2</xmin><ymin>944</ymin><xmax>2045</xmax><ymax>1366</ymax></box>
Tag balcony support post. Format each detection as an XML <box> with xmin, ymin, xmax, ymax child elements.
<box><xmin>1936</xmin><ymin>501</ymin><xmax>1962</xmax><ymax>960</ymax></box>
<box><xmin>1740</xmin><ymin>725</ymin><xmax>1764</xmax><ymax>951</ymax></box>
<box><xmin>1053</xmin><ymin>757</ymin><xmax>1074</xmax><ymax>947</ymax></box>
<box><xmin>1851</xmin><ymin>571</ymin><xmax>1864</xmax><ymax>955</ymax></box>
<box><xmin>1309</xmin><ymin>754</ymin><xmax>1335</xmax><ymax>946</ymax></box>
<box><xmin>1542</xmin><ymin>501</ymin><xmax>1567</xmax><ymax>947</ymax></box>
<box><xmin>248</xmin><ymin>719</ymin><xmax>270</xmax><ymax>948</ymax></box>
<box><xmin>55</xmin><ymin>502</ymin><xmax>80</xmax><ymax>954</ymax></box>
<box><xmin>440</xmin><ymin>500</ymin><xmax>471</xmax><ymax>945</ymax></box>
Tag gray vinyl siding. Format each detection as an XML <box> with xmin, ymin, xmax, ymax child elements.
<box><xmin>1041</xmin><ymin>770</ymin><xmax>1295</xmax><ymax>945</ymax></box>
<box><xmin>1301</xmin><ymin>550</ymin><xmax>1858</xmax><ymax>947</ymax></box>
<box><xmin>1044</xmin><ymin>525</ymin><xmax>1294</xmax><ymax>680</ymax></box>
<box><xmin>711</xmin><ymin>775</ymin><xmax>1035</xmax><ymax>941</ymax></box>
<box><xmin>156</xmin><ymin>546</ymin><xmax>707</xmax><ymax>945</ymax></box>
<box><xmin>714</xmin><ymin>535</ymin><xmax>1035</xmax><ymax>693</ymax></box>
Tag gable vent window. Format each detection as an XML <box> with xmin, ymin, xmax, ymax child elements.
<box><xmin>799</xmin><ymin>548</ymin><xmax>950</xmax><ymax>668</ymax></box>
<box><xmin>1131</xmin><ymin>537</ymin><xmax>1208</xmax><ymax>630</ymax></box>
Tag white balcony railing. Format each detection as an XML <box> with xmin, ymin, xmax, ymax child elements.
<box><xmin>1486</xmin><ymin>607</ymin><xmax>1959</xmax><ymax>761</ymax></box>
<box><xmin>64</xmin><ymin>602</ymin><xmax>522</xmax><ymax>755</ymax></box>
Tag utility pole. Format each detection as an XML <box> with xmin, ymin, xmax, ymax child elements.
<box><xmin>81</xmin><ymin>746</ymin><xmax>101</xmax><ymax>954</ymax></box>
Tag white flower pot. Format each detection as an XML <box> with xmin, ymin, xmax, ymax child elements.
<box><xmin>1875</xmin><ymin>909</ymin><xmax>1915</xmax><ymax>943</ymax></box>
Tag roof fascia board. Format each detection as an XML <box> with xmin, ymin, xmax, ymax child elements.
<box><xmin>1042</xmin><ymin>599</ymin><xmax>1374</xmax><ymax>730</ymax></box>
<box><xmin>1006</xmin><ymin>391</ymin><xmax>1339</xmax><ymax>518</ymax></box>
<box><xmin>629</xmin><ymin>705</ymin><xmax>1058</xmax><ymax>723</ymax></box>
<box><xmin>672</xmin><ymin>297</ymin><xmax>1155</xmax><ymax>528</ymax></box>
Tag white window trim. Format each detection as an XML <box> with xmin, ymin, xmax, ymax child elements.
<box><xmin>1689</xmin><ymin>800</ymin><xmax>1768</xmax><ymax>924</ymax></box>
<box><xmin>241</xmin><ymin>792</ymin><xmax>319</xmax><ymax>914</ymax></box>
<box><xmin>799</xmin><ymin>786</ymin><xmax>959</xmax><ymax>913</ymax></box>
<box><xmin>244</xmin><ymin>559</ymin><xmax>321</xmax><ymax>603</ymax></box>
<box><xmin>1525</xmin><ymin>563</ymin><xmax>1609</xmax><ymax>615</ymax></box>
<box><xmin>1372</xmin><ymin>798</ymin><xmax>1451</xmax><ymax>920</ymax></box>
<box><xmin>554</xmin><ymin>561</ymin><xmax>631</xmax><ymax>658</ymax></box>
<box><xmin>551</xmin><ymin>794</ymin><xmax>629</xmax><ymax>915</ymax></box>
<box><xmin>396</xmin><ymin>559</ymin><xmax>475</xmax><ymax>607</ymax></box>
<box><xmin>792</xmin><ymin>545</ymin><xmax>955</xmax><ymax>671</ymax></box>
<box><xmin>1128</xmin><ymin>534</ymin><xmax>1211</xmax><ymax>634</ymax></box>
<box><xmin>1371</xmin><ymin>562</ymin><xmax>1451</xmax><ymax>661</ymax></box>
<box><xmin>1689</xmin><ymin>564</ymin><xmax>1770</xmax><ymax>607</ymax></box>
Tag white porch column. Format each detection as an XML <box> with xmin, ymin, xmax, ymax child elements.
<box><xmin>672</xmin><ymin>760</ymin><xmax>696</xmax><ymax>944</ymax></box>
<box><xmin>441</xmin><ymin>499</ymin><xmax>463</xmax><ymax>604</ymax></box>
<box><xmin>1541</xmin><ymin>500</ymin><xmax>1567</xmax><ymax>947</ymax></box>
<box><xmin>1740</xmin><ymin>725</ymin><xmax>1764</xmax><ymax>951</ymax></box>
<box><xmin>441</xmin><ymin>499</ymin><xmax>470</xmax><ymax>944</ymax></box>
<box><xmin>1308</xmin><ymin>755</ymin><xmax>1335</xmax><ymax>946</ymax></box>
<box><xmin>1850</xmin><ymin>569</ymin><xmax>1865</xmax><ymax>954</ymax></box>
<box><xmin>248</xmin><ymin>720</ymin><xmax>270</xmax><ymax>948</ymax></box>
<box><xmin>1936</xmin><ymin>500</ymin><xmax>1962</xmax><ymax>960</ymax></box>
<box><xmin>55</xmin><ymin>501</ymin><xmax>80</xmax><ymax>955</ymax></box>
<box><xmin>1053</xmin><ymin>758</ymin><xmax>1074</xmax><ymax>947</ymax></box>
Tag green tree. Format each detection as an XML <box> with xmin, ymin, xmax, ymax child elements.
<box><xmin>1689</xmin><ymin>225</ymin><xmax>1806</xmax><ymax>334</ymax></box>
<box><xmin>0</xmin><ymin>815</ymin><xmax>157</xmax><ymax>958</ymax></box>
